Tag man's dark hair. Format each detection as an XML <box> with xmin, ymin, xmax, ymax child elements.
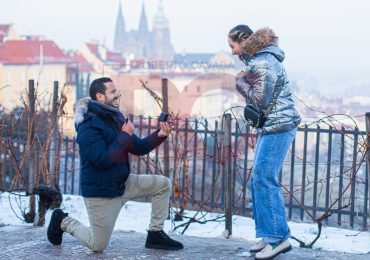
<box><xmin>89</xmin><ymin>77</ymin><xmax>113</xmax><ymax>100</ymax></box>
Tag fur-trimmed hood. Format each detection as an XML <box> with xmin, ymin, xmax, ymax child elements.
<box><xmin>242</xmin><ymin>28</ymin><xmax>284</xmax><ymax>62</ymax></box>
<box><xmin>73</xmin><ymin>97</ymin><xmax>123</xmax><ymax>130</ymax></box>
<box><xmin>74</xmin><ymin>97</ymin><xmax>91</xmax><ymax>128</ymax></box>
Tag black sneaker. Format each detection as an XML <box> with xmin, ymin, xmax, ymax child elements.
<box><xmin>145</xmin><ymin>230</ymin><xmax>184</xmax><ymax>250</ymax></box>
<box><xmin>47</xmin><ymin>209</ymin><xmax>68</xmax><ymax>245</ymax></box>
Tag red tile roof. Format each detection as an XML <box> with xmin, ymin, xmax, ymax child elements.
<box><xmin>0</xmin><ymin>39</ymin><xmax>72</xmax><ymax>65</ymax></box>
<box><xmin>106</xmin><ymin>51</ymin><xmax>125</xmax><ymax>64</ymax></box>
<box><xmin>0</xmin><ymin>24</ymin><xmax>12</xmax><ymax>43</ymax></box>
<box><xmin>68</xmin><ymin>52</ymin><xmax>94</xmax><ymax>73</ymax></box>
<box><xmin>86</xmin><ymin>43</ymin><xmax>99</xmax><ymax>56</ymax></box>
<box><xmin>0</xmin><ymin>24</ymin><xmax>11</xmax><ymax>32</ymax></box>
<box><xmin>86</xmin><ymin>42</ymin><xmax>125</xmax><ymax>64</ymax></box>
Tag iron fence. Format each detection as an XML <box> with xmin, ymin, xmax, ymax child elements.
<box><xmin>1</xmin><ymin>115</ymin><xmax>369</xmax><ymax>230</ymax></box>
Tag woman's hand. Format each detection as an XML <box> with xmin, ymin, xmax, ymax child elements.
<box><xmin>236</xmin><ymin>70</ymin><xmax>254</xmax><ymax>100</ymax></box>
<box><xmin>236</xmin><ymin>70</ymin><xmax>246</xmax><ymax>79</ymax></box>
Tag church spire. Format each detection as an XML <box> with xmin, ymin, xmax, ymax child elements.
<box><xmin>138</xmin><ymin>1</ymin><xmax>149</xmax><ymax>35</ymax></box>
<box><xmin>152</xmin><ymin>0</ymin><xmax>174</xmax><ymax>61</ymax></box>
<box><xmin>154</xmin><ymin>0</ymin><xmax>169</xmax><ymax>26</ymax></box>
<box><xmin>113</xmin><ymin>0</ymin><xmax>126</xmax><ymax>53</ymax></box>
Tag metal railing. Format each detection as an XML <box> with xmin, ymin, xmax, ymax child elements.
<box><xmin>1</xmin><ymin>115</ymin><xmax>369</xmax><ymax>230</ymax></box>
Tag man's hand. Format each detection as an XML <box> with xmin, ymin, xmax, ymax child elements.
<box><xmin>122</xmin><ymin>119</ymin><xmax>134</xmax><ymax>136</ymax></box>
<box><xmin>158</xmin><ymin>122</ymin><xmax>172</xmax><ymax>137</ymax></box>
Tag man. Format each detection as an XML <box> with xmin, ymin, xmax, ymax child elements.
<box><xmin>47</xmin><ymin>77</ymin><xmax>183</xmax><ymax>252</ymax></box>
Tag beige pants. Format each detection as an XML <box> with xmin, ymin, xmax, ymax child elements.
<box><xmin>61</xmin><ymin>174</ymin><xmax>171</xmax><ymax>252</ymax></box>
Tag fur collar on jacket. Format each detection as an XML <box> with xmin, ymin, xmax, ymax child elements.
<box><xmin>243</xmin><ymin>28</ymin><xmax>278</xmax><ymax>56</ymax></box>
<box><xmin>74</xmin><ymin>97</ymin><xmax>91</xmax><ymax>128</ymax></box>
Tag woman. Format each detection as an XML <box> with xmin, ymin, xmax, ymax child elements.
<box><xmin>228</xmin><ymin>25</ymin><xmax>301</xmax><ymax>259</ymax></box>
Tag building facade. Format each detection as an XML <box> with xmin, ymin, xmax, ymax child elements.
<box><xmin>0</xmin><ymin>35</ymin><xmax>79</xmax><ymax>135</ymax></box>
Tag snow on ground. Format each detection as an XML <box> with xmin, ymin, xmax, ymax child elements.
<box><xmin>0</xmin><ymin>192</ymin><xmax>369</xmax><ymax>254</ymax></box>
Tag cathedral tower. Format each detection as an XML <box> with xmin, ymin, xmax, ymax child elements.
<box><xmin>113</xmin><ymin>0</ymin><xmax>174</xmax><ymax>61</ymax></box>
<box><xmin>137</xmin><ymin>1</ymin><xmax>150</xmax><ymax>58</ymax></box>
<box><xmin>113</xmin><ymin>1</ymin><xmax>126</xmax><ymax>54</ymax></box>
<box><xmin>152</xmin><ymin>0</ymin><xmax>174</xmax><ymax>61</ymax></box>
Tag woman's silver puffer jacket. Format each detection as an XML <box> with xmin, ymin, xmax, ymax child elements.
<box><xmin>236</xmin><ymin>28</ymin><xmax>301</xmax><ymax>134</ymax></box>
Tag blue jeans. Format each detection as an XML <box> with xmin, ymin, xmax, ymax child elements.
<box><xmin>251</xmin><ymin>128</ymin><xmax>297</xmax><ymax>244</ymax></box>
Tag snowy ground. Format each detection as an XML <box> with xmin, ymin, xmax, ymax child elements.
<box><xmin>0</xmin><ymin>192</ymin><xmax>369</xmax><ymax>254</ymax></box>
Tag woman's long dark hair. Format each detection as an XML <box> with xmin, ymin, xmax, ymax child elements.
<box><xmin>228</xmin><ymin>24</ymin><xmax>253</xmax><ymax>43</ymax></box>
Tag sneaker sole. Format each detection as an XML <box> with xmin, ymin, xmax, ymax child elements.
<box><xmin>145</xmin><ymin>244</ymin><xmax>183</xmax><ymax>251</ymax></box>
<box><xmin>255</xmin><ymin>245</ymin><xmax>292</xmax><ymax>260</ymax></box>
<box><xmin>250</xmin><ymin>247</ymin><xmax>265</xmax><ymax>254</ymax></box>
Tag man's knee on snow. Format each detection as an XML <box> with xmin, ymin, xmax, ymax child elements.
<box><xmin>89</xmin><ymin>240</ymin><xmax>109</xmax><ymax>253</ymax></box>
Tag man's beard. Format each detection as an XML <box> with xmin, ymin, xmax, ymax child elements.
<box><xmin>104</xmin><ymin>97</ymin><xmax>119</xmax><ymax>107</ymax></box>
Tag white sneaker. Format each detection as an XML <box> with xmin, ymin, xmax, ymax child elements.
<box><xmin>250</xmin><ymin>239</ymin><xmax>268</xmax><ymax>253</ymax></box>
<box><xmin>255</xmin><ymin>240</ymin><xmax>292</xmax><ymax>259</ymax></box>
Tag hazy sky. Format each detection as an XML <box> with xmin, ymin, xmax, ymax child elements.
<box><xmin>1</xmin><ymin>0</ymin><xmax>370</xmax><ymax>88</ymax></box>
